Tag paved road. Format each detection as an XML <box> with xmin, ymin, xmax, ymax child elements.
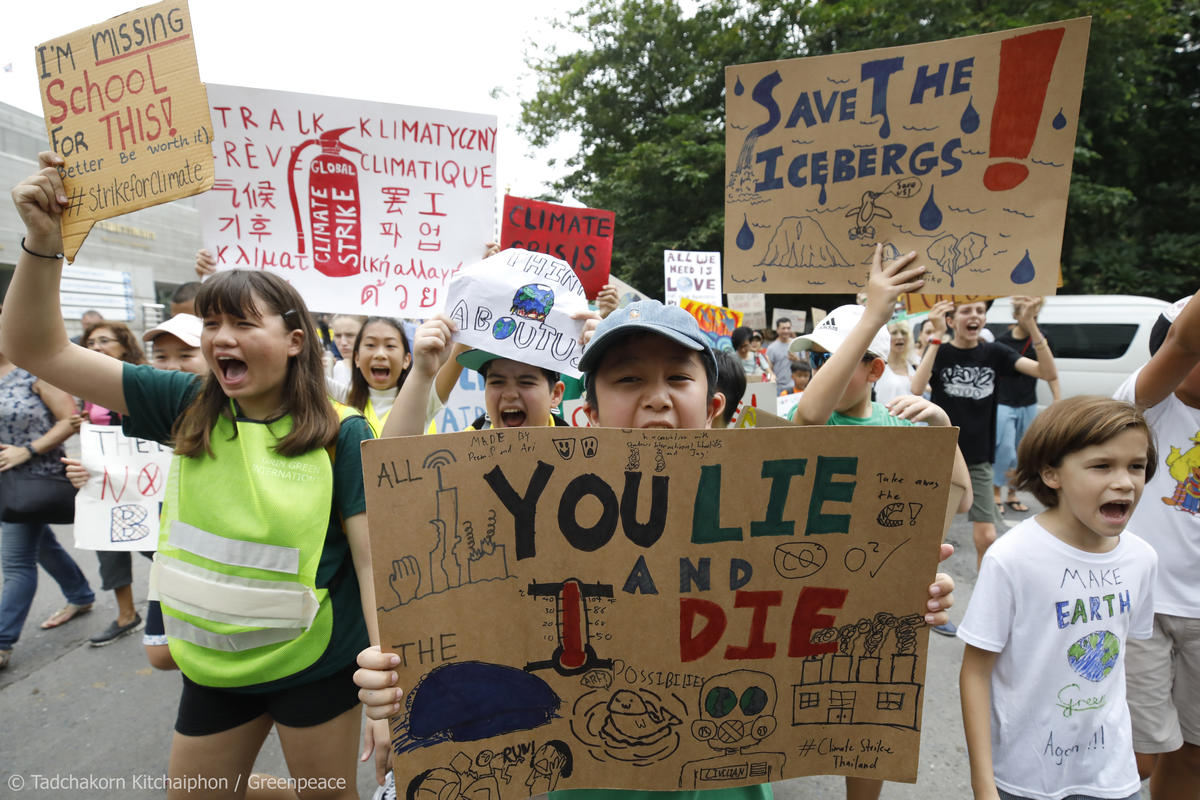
<box><xmin>0</xmin><ymin>493</ymin><xmax>1150</xmax><ymax>799</ymax></box>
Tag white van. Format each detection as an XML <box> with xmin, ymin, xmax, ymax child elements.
<box><xmin>985</xmin><ymin>295</ymin><xmax>1170</xmax><ymax>408</ymax></box>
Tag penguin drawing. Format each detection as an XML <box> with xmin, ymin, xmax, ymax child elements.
<box><xmin>847</xmin><ymin>190</ymin><xmax>892</xmax><ymax>239</ymax></box>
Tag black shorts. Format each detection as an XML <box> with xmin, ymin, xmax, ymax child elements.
<box><xmin>175</xmin><ymin>661</ymin><xmax>360</xmax><ymax>736</ymax></box>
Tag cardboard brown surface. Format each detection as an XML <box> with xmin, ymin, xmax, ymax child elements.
<box><xmin>36</xmin><ymin>1</ymin><xmax>215</xmax><ymax>262</ymax></box>
<box><xmin>725</xmin><ymin>18</ymin><xmax>1090</xmax><ymax>297</ymax></box>
<box><xmin>364</xmin><ymin>425</ymin><xmax>957</xmax><ymax>793</ymax></box>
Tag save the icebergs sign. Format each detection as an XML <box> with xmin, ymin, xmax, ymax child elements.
<box><xmin>724</xmin><ymin>19</ymin><xmax>1089</xmax><ymax>297</ymax></box>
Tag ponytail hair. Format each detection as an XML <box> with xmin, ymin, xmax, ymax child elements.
<box><xmin>173</xmin><ymin>270</ymin><xmax>338</xmax><ymax>458</ymax></box>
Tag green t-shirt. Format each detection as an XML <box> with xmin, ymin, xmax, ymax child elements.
<box><xmin>120</xmin><ymin>363</ymin><xmax>370</xmax><ymax>692</ymax></box>
<box><xmin>786</xmin><ymin>400</ymin><xmax>914</xmax><ymax>427</ymax></box>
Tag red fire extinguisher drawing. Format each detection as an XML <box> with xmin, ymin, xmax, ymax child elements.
<box><xmin>287</xmin><ymin>127</ymin><xmax>364</xmax><ymax>277</ymax></box>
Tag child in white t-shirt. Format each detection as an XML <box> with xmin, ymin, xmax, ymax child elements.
<box><xmin>959</xmin><ymin>395</ymin><xmax>1159</xmax><ymax>800</ymax></box>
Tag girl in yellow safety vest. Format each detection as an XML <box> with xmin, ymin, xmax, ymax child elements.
<box><xmin>6</xmin><ymin>152</ymin><xmax>386</xmax><ymax>800</ymax></box>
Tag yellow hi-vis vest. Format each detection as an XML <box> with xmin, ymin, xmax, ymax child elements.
<box><xmin>150</xmin><ymin>404</ymin><xmax>358</xmax><ymax>687</ymax></box>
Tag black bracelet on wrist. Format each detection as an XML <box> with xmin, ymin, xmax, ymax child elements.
<box><xmin>20</xmin><ymin>237</ymin><xmax>63</xmax><ymax>260</ymax></box>
<box><xmin>25</xmin><ymin>444</ymin><xmax>38</xmax><ymax>458</ymax></box>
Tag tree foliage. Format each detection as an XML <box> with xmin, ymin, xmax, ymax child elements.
<box><xmin>520</xmin><ymin>0</ymin><xmax>1199</xmax><ymax>300</ymax></box>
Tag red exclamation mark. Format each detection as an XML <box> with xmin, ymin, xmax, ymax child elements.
<box><xmin>983</xmin><ymin>27</ymin><xmax>1066</xmax><ymax>192</ymax></box>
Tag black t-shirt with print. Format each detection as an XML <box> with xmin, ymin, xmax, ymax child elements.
<box><xmin>993</xmin><ymin>328</ymin><xmax>1050</xmax><ymax>407</ymax></box>
<box><xmin>929</xmin><ymin>342</ymin><xmax>1020</xmax><ymax>464</ymax></box>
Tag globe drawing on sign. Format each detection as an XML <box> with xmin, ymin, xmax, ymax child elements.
<box><xmin>511</xmin><ymin>283</ymin><xmax>555</xmax><ymax>322</ymax></box>
<box><xmin>1067</xmin><ymin>630</ymin><xmax>1120</xmax><ymax>682</ymax></box>
<box><xmin>493</xmin><ymin>317</ymin><xmax>518</xmax><ymax>340</ymax></box>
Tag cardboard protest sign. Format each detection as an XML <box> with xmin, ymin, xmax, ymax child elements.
<box><xmin>902</xmin><ymin>293</ymin><xmax>992</xmax><ymax>314</ymax></box>
<box><xmin>727</xmin><ymin>293</ymin><xmax>767</xmax><ymax>329</ymax></box>
<box><xmin>199</xmin><ymin>84</ymin><xmax>496</xmax><ymax>315</ymax></box>
<box><xmin>725</xmin><ymin>18</ymin><xmax>1090</xmax><ymax>297</ymax></box>
<box><xmin>364</xmin><ymin>426</ymin><xmax>957</xmax><ymax>791</ymax></box>
<box><xmin>444</xmin><ymin>249</ymin><xmax>590</xmax><ymax>379</ymax></box>
<box><xmin>35</xmin><ymin>0</ymin><xmax>215</xmax><ymax>262</ymax></box>
<box><xmin>501</xmin><ymin>196</ymin><xmax>615</xmax><ymax>300</ymax></box>
<box><xmin>664</xmin><ymin>251</ymin><xmax>722</xmax><ymax>306</ymax></box>
<box><xmin>73</xmin><ymin>423</ymin><xmax>171</xmax><ymax>551</ymax></box>
<box><xmin>679</xmin><ymin>298</ymin><xmax>743</xmax><ymax>352</ymax></box>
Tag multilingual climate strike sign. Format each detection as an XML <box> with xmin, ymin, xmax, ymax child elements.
<box><xmin>199</xmin><ymin>84</ymin><xmax>497</xmax><ymax>315</ymax></box>
<box><xmin>364</xmin><ymin>426</ymin><xmax>958</xmax><ymax>793</ymax></box>
<box><xmin>724</xmin><ymin>18</ymin><xmax>1089</xmax><ymax>297</ymax></box>
<box><xmin>500</xmin><ymin>196</ymin><xmax>615</xmax><ymax>300</ymax></box>
<box><xmin>36</xmin><ymin>0</ymin><xmax>215</xmax><ymax>262</ymax></box>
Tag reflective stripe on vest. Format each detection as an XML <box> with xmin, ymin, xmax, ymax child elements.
<box><xmin>164</xmin><ymin>615</ymin><xmax>301</xmax><ymax>652</ymax></box>
<box><xmin>153</xmin><ymin>551</ymin><xmax>319</xmax><ymax>629</ymax></box>
<box><xmin>169</xmin><ymin>520</ymin><xmax>300</xmax><ymax>575</ymax></box>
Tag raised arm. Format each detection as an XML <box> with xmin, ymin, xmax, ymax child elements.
<box><xmin>911</xmin><ymin>300</ymin><xmax>952</xmax><ymax>395</ymax></box>
<box><xmin>1011</xmin><ymin>301</ymin><xmax>1057</xmax><ymax>383</ymax></box>
<box><xmin>793</xmin><ymin>245</ymin><xmax>925</xmax><ymax>425</ymax></box>
<box><xmin>381</xmin><ymin>316</ymin><xmax>456</xmax><ymax>437</ymax></box>
<box><xmin>1133</xmin><ymin>292</ymin><xmax>1200</xmax><ymax>408</ymax></box>
<box><xmin>4</xmin><ymin>152</ymin><xmax>126</xmax><ymax>413</ymax></box>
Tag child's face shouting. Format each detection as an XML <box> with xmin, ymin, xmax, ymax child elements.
<box><xmin>483</xmin><ymin>359</ymin><xmax>564</xmax><ymax>428</ymax></box>
<box><xmin>355</xmin><ymin>321</ymin><xmax>410</xmax><ymax>391</ymax></box>
<box><xmin>585</xmin><ymin>336</ymin><xmax>721</xmax><ymax>430</ymax></box>
<box><xmin>1039</xmin><ymin>428</ymin><xmax>1149</xmax><ymax>551</ymax></box>
<box><xmin>948</xmin><ymin>302</ymin><xmax>988</xmax><ymax>346</ymax></box>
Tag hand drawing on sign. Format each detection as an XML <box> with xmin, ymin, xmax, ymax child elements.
<box><xmin>876</xmin><ymin>503</ymin><xmax>923</xmax><ymax>528</ymax></box>
<box><xmin>525</xmin><ymin>579</ymin><xmax>614</xmax><ymax>676</ymax></box>
<box><xmin>679</xmin><ymin>671</ymin><xmax>786</xmax><ymax>789</ymax></box>
<box><xmin>406</xmin><ymin>751</ymin><xmax>504</xmax><ymax>800</ymax></box>
<box><xmin>773</xmin><ymin>542</ymin><xmax>828</xmax><ymax>580</ymax></box>
<box><xmin>846</xmin><ymin>178</ymin><xmax>923</xmax><ymax>241</ymax></box>
<box><xmin>392</xmin><ymin>661</ymin><xmax>561</xmax><ymax>755</ymax></box>
<box><xmin>287</xmin><ymin>127</ymin><xmax>364</xmax><ymax>278</ymax></box>
<box><xmin>525</xmin><ymin>740</ymin><xmax>574</xmax><ymax>794</ymax></box>
<box><xmin>754</xmin><ymin>217</ymin><xmax>851</xmax><ymax>270</ymax></box>
<box><xmin>571</xmin><ymin>689</ymin><xmax>685</xmax><ymax>765</ymax></box>
<box><xmin>926</xmin><ymin>232</ymin><xmax>988</xmax><ymax>288</ymax></box>
<box><xmin>110</xmin><ymin>504</ymin><xmax>151</xmax><ymax>543</ymax></box>
<box><xmin>792</xmin><ymin>612</ymin><xmax>926</xmax><ymax>731</ymax></box>
<box><xmin>379</xmin><ymin>451</ymin><xmax>511</xmax><ymax>612</ymax></box>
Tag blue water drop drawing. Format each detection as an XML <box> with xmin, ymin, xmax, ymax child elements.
<box><xmin>818</xmin><ymin>183</ymin><xmax>827</xmax><ymax>205</ymax></box>
<box><xmin>879</xmin><ymin>115</ymin><xmax>891</xmax><ymax>139</ymax></box>
<box><xmin>919</xmin><ymin>187</ymin><xmax>943</xmax><ymax>231</ymax></box>
<box><xmin>1011</xmin><ymin>250</ymin><xmax>1036</xmax><ymax>284</ymax></box>
<box><xmin>734</xmin><ymin>77</ymin><xmax>744</xmax><ymax>96</ymax></box>
<box><xmin>960</xmin><ymin>98</ymin><xmax>980</xmax><ymax>134</ymax></box>
<box><xmin>1052</xmin><ymin>108</ymin><xmax>1067</xmax><ymax>130</ymax></box>
<box><xmin>736</xmin><ymin>215</ymin><xmax>755</xmax><ymax>251</ymax></box>
<box><xmin>760</xmin><ymin>271</ymin><xmax>767</xmax><ymax>282</ymax></box>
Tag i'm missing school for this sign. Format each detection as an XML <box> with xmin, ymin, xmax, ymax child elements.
<box><xmin>364</xmin><ymin>426</ymin><xmax>958</xmax><ymax>795</ymax></box>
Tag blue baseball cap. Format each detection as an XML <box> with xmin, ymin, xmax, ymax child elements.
<box><xmin>578</xmin><ymin>299</ymin><xmax>717</xmax><ymax>375</ymax></box>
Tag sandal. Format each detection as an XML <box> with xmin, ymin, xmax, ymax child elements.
<box><xmin>40</xmin><ymin>602</ymin><xmax>93</xmax><ymax>630</ymax></box>
<box><xmin>1005</xmin><ymin>498</ymin><xmax>1030</xmax><ymax>513</ymax></box>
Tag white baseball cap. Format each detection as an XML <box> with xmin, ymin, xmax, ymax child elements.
<box><xmin>142</xmin><ymin>313</ymin><xmax>202</xmax><ymax>347</ymax></box>
<box><xmin>788</xmin><ymin>305</ymin><xmax>891</xmax><ymax>359</ymax></box>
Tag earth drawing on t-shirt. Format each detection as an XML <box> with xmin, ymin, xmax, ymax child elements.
<box><xmin>936</xmin><ymin>364</ymin><xmax>996</xmax><ymax>400</ymax></box>
<box><xmin>1066</xmin><ymin>630</ymin><xmax>1120</xmax><ymax>682</ymax></box>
